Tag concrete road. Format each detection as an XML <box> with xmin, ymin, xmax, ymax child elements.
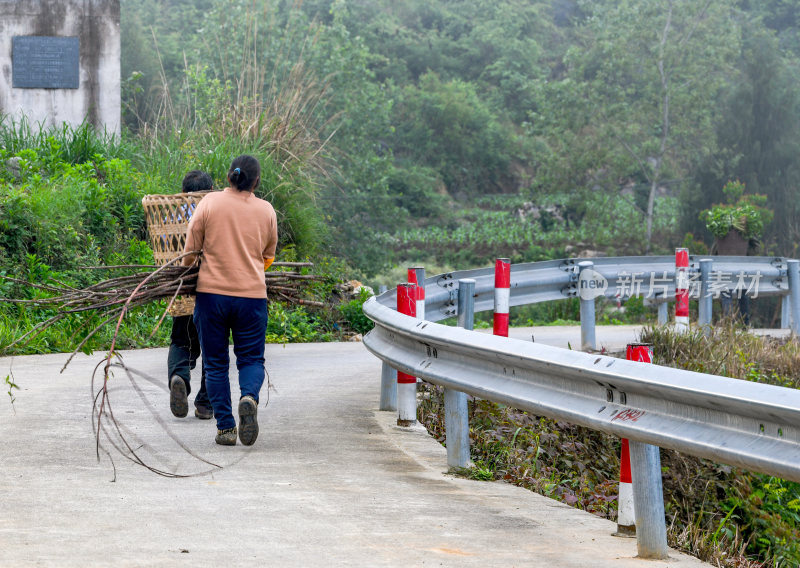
<box><xmin>0</xmin><ymin>341</ymin><xmax>709</xmax><ymax>567</ymax></box>
<box><xmin>483</xmin><ymin>324</ymin><xmax>643</xmax><ymax>351</ymax></box>
<box><xmin>485</xmin><ymin>324</ymin><xmax>789</xmax><ymax>351</ymax></box>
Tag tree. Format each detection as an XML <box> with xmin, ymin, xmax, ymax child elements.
<box><xmin>550</xmin><ymin>0</ymin><xmax>740</xmax><ymax>251</ymax></box>
<box><xmin>688</xmin><ymin>27</ymin><xmax>800</xmax><ymax>255</ymax></box>
<box><xmin>392</xmin><ymin>72</ymin><xmax>515</xmax><ymax>196</ymax></box>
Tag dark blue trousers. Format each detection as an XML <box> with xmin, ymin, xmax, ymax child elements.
<box><xmin>168</xmin><ymin>315</ymin><xmax>210</xmax><ymax>409</ymax></box>
<box><xmin>194</xmin><ymin>292</ymin><xmax>268</xmax><ymax>430</ymax></box>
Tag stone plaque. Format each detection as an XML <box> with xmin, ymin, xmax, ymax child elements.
<box><xmin>12</xmin><ymin>36</ymin><xmax>80</xmax><ymax>89</ymax></box>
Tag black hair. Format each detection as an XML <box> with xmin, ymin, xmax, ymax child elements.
<box><xmin>182</xmin><ymin>170</ymin><xmax>213</xmax><ymax>193</ymax></box>
<box><xmin>228</xmin><ymin>155</ymin><xmax>261</xmax><ymax>192</ymax></box>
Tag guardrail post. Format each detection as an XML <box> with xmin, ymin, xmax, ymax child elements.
<box><xmin>657</xmin><ymin>297</ymin><xmax>668</xmax><ymax>325</ymax></box>
<box><xmin>629</xmin><ymin>440</ymin><xmax>669</xmax><ymax>559</ymax></box>
<box><xmin>625</xmin><ymin>342</ymin><xmax>669</xmax><ymax>559</ymax></box>
<box><xmin>578</xmin><ymin>261</ymin><xmax>597</xmax><ymax>351</ymax></box>
<box><xmin>614</xmin><ymin>342</ymin><xmax>653</xmax><ymax>538</ymax></box>
<box><xmin>615</xmin><ymin>438</ymin><xmax>635</xmax><ymax>537</ymax></box>
<box><xmin>781</xmin><ymin>295</ymin><xmax>790</xmax><ymax>329</ymax></box>
<box><xmin>379</xmin><ymin>363</ymin><xmax>397</xmax><ymax>411</ymax></box>
<box><xmin>444</xmin><ymin>278</ymin><xmax>474</xmax><ymax>469</ymax></box>
<box><xmin>493</xmin><ymin>258</ymin><xmax>511</xmax><ymax>337</ymax></box>
<box><xmin>789</xmin><ymin>260</ymin><xmax>800</xmax><ymax>335</ymax></box>
<box><xmin>378</xmin><ymin>284</ymin><xmax>395</xmax><ymax>410</ymax></box>
<box><xmin>408</xmin><ymin>267</ymin><xmax>426</xmax><ymax>321</ymax></box>
<box><xmin>396</xmin><ymin>283</ymin><xmax>417</xmax><ymax>426</ymax></box>
<box><xmin>698</xmin><ymin>258</ymin><xmax>713</xmax><ymax>335</ymax></box>
<box><xmin>675</xmin><ymin>248</ymin><xmax>689</xmax><ymax>333</ymax></box>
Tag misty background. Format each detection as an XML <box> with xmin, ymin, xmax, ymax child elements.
<box><xmin>120</xmin><ymin>0</ymin><xmax>800</xmax><ymax>278</ymax></box>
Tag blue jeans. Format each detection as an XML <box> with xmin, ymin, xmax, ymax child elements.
<box><xmin>194</xmin><ymin>292</ymin><xmax>268</xmax><ymax>430</ymax></box>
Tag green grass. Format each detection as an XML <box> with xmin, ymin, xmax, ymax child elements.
<box><xmin>0</xmin><ymin>105</ymin><xmax>357</xmax><ymax>356</ymax></box>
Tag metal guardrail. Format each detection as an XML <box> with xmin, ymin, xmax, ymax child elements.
<box><xmin>364</xmin><ymin>299</ymin><xmax>800</xmax><ymax>481</ymax></box>
<box><xmin>363</xmin><ymin>255</ymin><xmax>800</xmax><ymax>559</ymax></box>
<box><xmin>382</xmin><ymin>256</ymin><xmax>792</xmax><ymax>322</ymax></box>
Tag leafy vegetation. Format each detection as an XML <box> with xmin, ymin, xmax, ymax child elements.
<box><xmin>0</xmin><ymin>113</ymin><xmax>362</xmax><ymax>356</ymax></box>
<box><xmin>702</xmin><ymin>180</ymin><xmax>774</xmax><ymax>240</ymax></box>
<box><xmin>116</xmin><ymin>0</ymin><xmax>800</xmax><ymax>276</ymax></box>
<box><xmin>337</xmin><ymin>289</ymin><xmax>375</xmax><ymax>336</ymax></box>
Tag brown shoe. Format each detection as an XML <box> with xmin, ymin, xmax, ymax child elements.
<box><xmin>215</xmin><ymin>427</ymin><xmax>237</xmax><ymax>446</ymax></box>
<box><xmin>194</xmin><ymin>404</ymin><xmax>213</xmax><ymax>420</ymax></box>
<box><xmin>169</xmin><ymin>376</ymin><xmax>188</xmax><ymax>418</ymax></box>
<box><xmin>238</xmin><ymin>396</ymin><xmax>259</xmax><ymax>446</ymax></box>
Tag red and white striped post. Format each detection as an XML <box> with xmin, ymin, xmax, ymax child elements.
<box><xmin>616</xmin><ymin>438</ymin><xmax>635</xmax><ymax>537</ymax></box>
<box><xmin>396</xmin><ymin>283</ymin><xmax>417</xmax><ymax>426</ymax></box>
<box><xmin>493</xmin><ymin>258</ymin><xmax>511</xmax><ymax>337</ymax></box>
<box><xmin>675</xmin><ymin>248</ymin><xmax>689</xmax><ymax>333</ymax></box>
<box><xmin>615</xmin><ymin>343</ymin><xmax>653</xmax><ymax>537</ymax></box>
<box><xmin>408</xmin><ymin>267</ymin><xmax>426</xmax><ymax>321</ymax></box>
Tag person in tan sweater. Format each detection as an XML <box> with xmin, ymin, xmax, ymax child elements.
<box><xmin>183</xmin><ymin>155</ymin><xmax>278</xmax><ymax>446</ymax></box>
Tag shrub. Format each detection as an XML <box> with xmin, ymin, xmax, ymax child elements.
<box><xmin>701</xmin><ymin>180</ymin><xmax>773</xmax><ymax>240</ymax></box>
<box><xmin>338</xmin><ymin>288</ymin><xmax>374</xmax><ymax>335</ymax></box>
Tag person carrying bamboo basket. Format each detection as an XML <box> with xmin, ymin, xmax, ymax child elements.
<box><xmin>183</xmin><ymin>155</ymin><xmax>278</xmax><ymax>446</ymax></box>
<box><xmin>167</xmin><ymin>171</ymin><xmax>214</xmax><ymax>420</ymax></box>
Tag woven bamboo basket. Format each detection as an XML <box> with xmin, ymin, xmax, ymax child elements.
<box><xmin>142</xmin><ymin>192</ymin><xmax>211</xmax><ymax>316</ymax></box>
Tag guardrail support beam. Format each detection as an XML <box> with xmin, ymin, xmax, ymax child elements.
<box><xmin>578</xmin><ymin>261</ymin><xmax>597</xmax><ymax>351</ymax></box>
<box><xmin>629</xmin><ymin>440</ymin><xmax>669</xmax><ymax>559</ymax></box>
<box><xmin>379</xmin><ymin>363</ymin><xmax>397</xmax><ymax>411</ymax></box>
<box><xmin>616</xmin><ymin>343</ymin><xmax>654</xmax><ymax>538</ymax></box>
<box><xmin>789</xmin><ymin>260</ymin><xmax>800</xmax><ymax>335</ymax></box>
<box><xmin>445</xmin><ymin>279</ymin><xmax>474</xmax><ymax>469</ymax></box>
<box><xmin>698</xmin><ymin>259</ymin><xmax>713</xmax><ymax>335</ymax></box>
<box><xmin>379</xmin><ymin>282</ymin><xmax>397</xmax><ymax>410</ymax></box>
<box><xmin>657</xmin><ymin>297</ymin><xmax>668</xmax><ymax>325</ymax></box>
<box><xmin>781</xmin><ymin>295</ymin><xmax>790</xmax><ymax>329</ymax></box>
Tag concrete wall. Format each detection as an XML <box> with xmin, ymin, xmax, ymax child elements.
<box><xmin>0</xmin><ymin>0</ymin><xmax>120</xmax><ymax>135</ymax></box>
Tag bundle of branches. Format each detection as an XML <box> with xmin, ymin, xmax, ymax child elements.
<box><xmin>1</xmin><ymin>261</ymin><xmax>197</xmax><ymax>364</ymax></box>
<box><xmin>0</xmin><ymin>256</ymin><xmax>320</xmax><ymax>366</ymax></box>
<box><xmin>264</xmin><ymin>261</ymin><xmax>324</xmax><ymax>307</ymax></box>
<box><xmin>0</xmin><ymin>256</ymin><xmax>322</xmax><ymax>478</ymax></box>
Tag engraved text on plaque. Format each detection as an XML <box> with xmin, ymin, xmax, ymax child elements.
<box><xmin>12</xmin><ymin>36</ymin><xmax>80</xmax><ymax>89</ymax></box>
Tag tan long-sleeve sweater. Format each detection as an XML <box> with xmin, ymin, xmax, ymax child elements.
<box><xmin>183</xmin><ymin>187</ymin><xmax>278</xmax><ymax>299</ymax></box>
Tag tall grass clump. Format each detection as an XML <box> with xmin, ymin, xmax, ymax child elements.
<box><xmin>0</xmin><ymin>113</ymin><xmax>167</xmax><ymax>354</ymax></box>
<box><xmin>123</xmin><ymin>4</ymin><xmax>334</xmax><ymax>258</ymax></box>
<box><xmin>640</xmin><ymin>320</ymin><xmax>800</xmax><ymax>387</ymax></box>
<box><xmin>0</xmin><ymin>118</ymin><xmax>149</xmax><ymax>271</ymax></box>
<box><xmin>0</xmin><ymin>115</ymin><xmax>123</xmax><ymax>165</ymax></box>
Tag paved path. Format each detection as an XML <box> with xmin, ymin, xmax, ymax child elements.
<box><xmin>484</xmin><ymin>324</ymin><xmax>643</xmax><ymax>350</ymax></box>
<box><xmin>487</xmin><ymin>324</ymin><xmax>789</xmax><ymax>350</ymax></box>
<box><xmin>0</xmin><ymin>341</ymin><xmax>709</xmax><ymax>567</ymax></box>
